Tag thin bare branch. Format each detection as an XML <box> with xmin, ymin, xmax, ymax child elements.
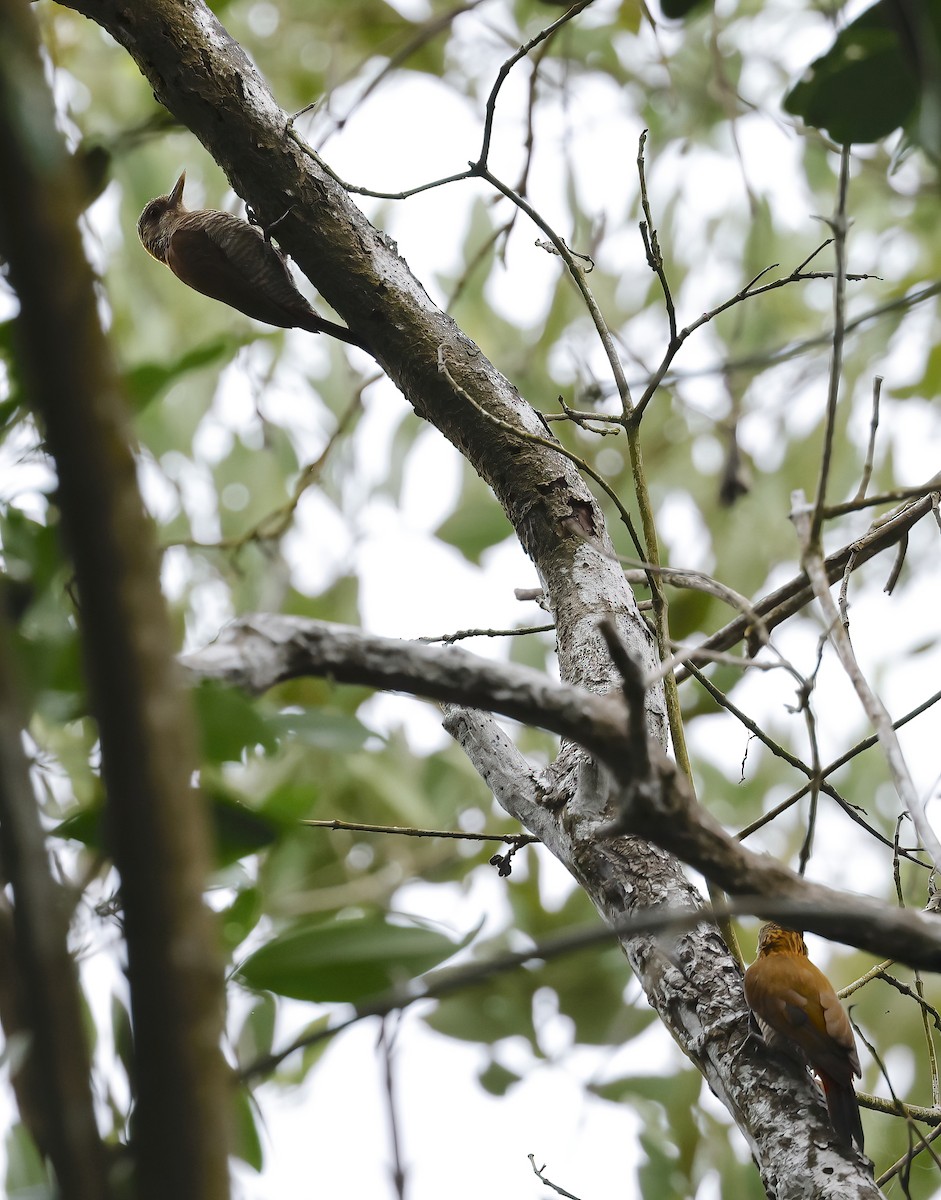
<box><xmin>677</xmin><ymin>489</ymin><xmax>937</xmax><ymax>676</ymax></box>
<box><xmin>792</xmin><ymin>492</ymin><xmax>941</xmax><ymax>868</ymax></box>
<box><xmin>0</xmin><ymin>622</ymin><xmax>106</xmax><ymax>1198</ymax></box>
<box><xmin>302</xmin><ymin>818</ymin><xmax>537</xmax><ymax>846</ymax></box>
<box><xmin>854</xmin><ymin>375</ymin><xmax>883</xmax><ymax>503</ymax></box>
<box><xmin>810</xmin><ymin>146</ymin><xmax>852</xmax><ymax>546</ymax></box>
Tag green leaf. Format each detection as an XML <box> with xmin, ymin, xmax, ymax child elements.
<box><xmin>52</xmin><ymin>804</ymin><xmax>102</xmax><ymax>848</ymax></box>
<box><xmin>236</xmin><ymin>993</ymin><xmax>278</xmax><ymax>1069</ymax></box>
<box><xmin>4</xmin><ymin>1122</ymin><xmax>51</xmax><ymax>1197</ymax></box>
<box><xmin>267</xmin><ymin>708</ymin><xmax>372</xmax><ymax>752</ymax></box>
<box><xmin>220</xmin><ymin>887</ymin><xmax>264</xmax><ymax>954</ymax></box>
<box><xmin>54</xmin><ymin>789</ymin><xmax>282</xmax><ymax>866</ymax></box>
<box><xmin>659</xmin><ymin>0</ymin><xmax>711</xmax><ymax>18</ymax></box>
<box><xmin>267</xmin><ymin>1014</ymin><xmax>333</xmax><ymax>1087</ymax></box>
<box><xmin>544</xmin><ymin>949</ymin><xmax>657</xmax><ymax>1045</ymax></box>
<box><xmin>124</xmin><ymin>337</ymin><xmax>241</xmax><ymax>410</ymax></box>
<box><xmin>1</xmin><ymin>509</ymin><xmax>59</xmax><ymax>599</ymax></box>
<box><xmin>207</xmin><ymin>787</ymin><xmax>284</xmax><ymax>864</ymax></box>
<box><xmin>231</xmin><ymin>1087</ymin><xmax>264</xmax><ymax>1172</ymax></box>
<box><xmin>236</xmin><ymin>916</ymin><xmax>461</xmax><ymax>1002</ymax></box>
<box><xmin>194</xmin><ymin>682</ymin><xmax>278</xmax><ymax>764</ymax></box>
<box><xmin>478</xmin><ymin>1059</ymin><xmax>520</xmax><ymax>1096</ymax></box>
<box><xmin>590</xmin><ymin>1068</ymin><xmax>702</xmax><ymax>1108</ymax></box>
<box><xmin>434</xmin><ymin>464</ymin><xmax>510</xmax><ymax>564</ymax></box>
<box><xmin>785</xmin><ymin>2</ymin><xmax>922</xmax><ymax>145</ymax></box>
<box><xmin>424</xmin><ymin>956</ymin><xmax>538</xmax><ymax>1045</ymax></box>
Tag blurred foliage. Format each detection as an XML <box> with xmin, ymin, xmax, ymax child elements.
<box><xmin>785</xmin><ymin>1</ymin><xmax>941</xmax><ymax>157</ymax></box>
<box><xmin>2</xmin><ymin>0</ymin><xmax>941</xmax><ymax>1196</ymax></box>
<box><xmin>237</xmin><ymin>914</ymin><xmax>466</xmax><ymax>1001</ymax></box>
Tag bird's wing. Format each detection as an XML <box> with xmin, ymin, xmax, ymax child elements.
<box><xmin>746</xmin><ymin>960</ymin><xmax>859</xmax><ymax>1083</ymax></box>
<box><xmin>167</xmin><ymin>214</ymin><xmax>312</xmax><ymax>328</ymax></box>
<box><xmin>818</xmin><ymin>987</ymin><xmax>861</xmax><ymax>1078</ymax></box>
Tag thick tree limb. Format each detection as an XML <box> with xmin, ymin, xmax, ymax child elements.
<box><xmin>0</xmin><ymin>619</ymin><xmax>106</xmax><ymax>1199</ymax></box>
<box><xmin>184</xmin><ymin>616</ymin><xmax>941</xmax><ymax>971</ymax></box>
<box><xmin>0</xmin><ymin>5</ymin><xmax>228</xmax><ymax>1199</ymax></box>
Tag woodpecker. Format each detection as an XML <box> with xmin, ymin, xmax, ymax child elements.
<box><xmin>137</xmin><ymin>172</ymin><xmax>367</xmax><ymax>350</ymax></box>
<box><xmin>743</xmin><ymin>922</ymin><xmax>864</xmax><ymax>1152</ymax></box>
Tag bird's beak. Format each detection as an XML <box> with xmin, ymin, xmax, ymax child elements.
<box><xmin>169</xmin><ymin>171</ymin><xmax>186</xmax><ymax>206</ymax></box>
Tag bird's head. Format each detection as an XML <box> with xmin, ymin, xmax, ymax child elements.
<box><xmin>756</xmin><ymin>922</ymin><xmax>808</xmax><ymax>957</ymax></box>
<box><xmin>137</xmin><ymin>171</ymin><xmax>188</xmax><ymax>262</ymax></box>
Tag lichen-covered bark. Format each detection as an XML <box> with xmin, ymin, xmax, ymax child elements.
<box><xmin>451</xmin><ymin>718</ymin><xmax>882</xmax><ymax>1199</ymax></box>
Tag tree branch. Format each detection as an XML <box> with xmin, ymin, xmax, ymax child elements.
<box><xmin>184</xmin><ymin>615</ymin><xmax>941</xmax><ymax>970</ymax></box>
<box><xmin>793</xmin><ymin>491</ymin><xmax>941</xmax><ymax>867</ymax></box>
<box><xmin>677</xmin><ymin>488</ymin><xmax>938</xmax><ymax>675</ymax></box>
<box><xmin>0</xmin><ymin>616</ymin><xmax>105</xmax><ymax>1199</ymax></box>
<box><xmin>0</xmin><ymin>6</ymin><xmax>229</xmax><ymax>1198</ymax></box>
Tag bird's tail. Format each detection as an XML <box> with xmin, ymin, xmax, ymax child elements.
<box><xmin>298</xmin><ymin>311</ymin><xmax>370</xmax><ymax>352</ymax></box>
<box><xmin>820</xmin><ymin>1074</ymin><xmax>864</xmax><ymax>1152</ymax></box>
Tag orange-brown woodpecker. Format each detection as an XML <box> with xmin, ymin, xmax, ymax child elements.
<box><xmin>137</xmin><ymin>172</ymin><xmax>367</xmax><ymax>350</ymax></box>
<box><xmin>743</xmin><ymin>923</ymin><xmax>864</xmax><ymax>1152</ymax></box>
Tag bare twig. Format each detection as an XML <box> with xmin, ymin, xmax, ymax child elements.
<box><xmin>734</xmin><ymin>684</ymin><xmax>939</xmax><ymax>868</ymax></box>
<box><xmin>473</xmin><ymin>2</ymin><xmax>594</xmax><ymax>172</ymax></box>
<box><xmin>302</xmin><ymin>818</ymin><xmax>538</xmax><ymax>847</ymax></box>
<box><xmin>471</xmin><ymin>164</ymin><xmax>634</xmax><ymax>414</ymax></box>
<box><xmin>792</xmin><ymin>493</ymin><xmax>941</xmax><ymax>868</ymax></box>
<box><xmin>289</xmin><ymin>1</ymin><xmax>593</xmax><ymax>202</ymax></box>
<box><xmin>528</xmin><ymin>1154</ymin><xmax>584</xmax><ymax>1200</ymax></box>
<box><xmin>379</xmin><ymin>1018</ymin><xmax>407</xmax><ymax>1200</ymax></box>
<box><xmin>419</xmin><ymin>622</ymin><xmax>555</xmax><ymax>644</ymax></box>
<box><xmin>627</xmin><ymin>275</ymin><xmax>936</xmax><ymax>394</ymax></box>
<box><xmin>597</xmin><ymin>618</ymin><xmax>650</xmax><ymax>780</ymax></box>
<box><xmin>316</xmin><ymin>3</ymin><xmax>484</xmax><ymax>146</ymax></box>
<box><xmin>839</xmin><ymin>959</ymin><xmax>894</xmax><ymax>1000</ymax></box>
<box><xmin>854</xmin><ymin>1017</ymin><xmax>941</xmax><ymax>1185</ymax></box>
<box><xmin>677</xmin><ymin>489</ymin><xmax>937</xmax><ymax>676</ymax></box>
<box><xmin>637</xmin><ymin>129</ymin><xmax>676</xmax><ymax>343</ymax></box>
<box><xmin>821</xmin><ymin>479</ymin><xmax>940</xmax><ymax>519</ymax></box>
<box><xmin>810</xmin><ymin>145</ymin><xmax>852</xmax><ymax>546</ymax></box>
<box><xmin>688</xmin><ymin>664</ymin><xmax>896</xmax><ymax>856</ymax></box>
<box><xmin>877</xmin><ymin>1120</ymin><xmax>941</xmax><ymax>1188</ymax></box>
<box><xmin>632</xmin><ymin>246</ymin><xmax>874</xmax><ymax>423</ymax></box>
<box><xmin>437</xmin><ymin>347</ymin><xmax>645</xmax><ymax>556</ymax></box>
<box><xmin>871</xmin><ymin>968</ymin><xmax>941</xmax><ymax>1035</ymax></box>
<box><xmin>854</xmin><ymin>376</ymin><xmax>883</xmax><ymax>503</ymax></box>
